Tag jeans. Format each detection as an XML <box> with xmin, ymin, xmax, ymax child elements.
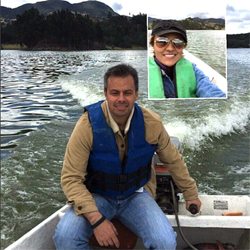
<box><xmin>53</xmin><ymin>189</ymin><xmax>177</xmax><ymax>249</ymax></box>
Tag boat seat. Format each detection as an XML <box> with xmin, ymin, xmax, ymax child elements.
<box><xmin>89</xmin><ymin>218</ymin><xmax>138</xmax><ymax>249</ymax></box>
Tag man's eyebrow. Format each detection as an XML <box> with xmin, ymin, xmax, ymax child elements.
<box><xmin>109</xmin><ymin>88</ymin><xmax>134</xmax><ymax>92</ymax></box>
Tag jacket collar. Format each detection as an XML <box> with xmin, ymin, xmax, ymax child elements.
<box><xmin>104</xmin><ymin>100</ymin><xmax>135</xmax><ymax>135</ymax></box>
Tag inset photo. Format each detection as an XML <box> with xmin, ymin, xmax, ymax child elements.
<box><xmin>148</xmin><ymin>1</ymin><xmax>227</xmax><ymax>99</ymax></box>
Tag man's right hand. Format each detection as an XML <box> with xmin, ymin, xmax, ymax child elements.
<box><xmin>84</xmin><ymin>211</ymin><xmax>120</xmax><ymax>248</ymax></box>
<box><xmin>93</xmin><ymin>219</ymin><xmax>120</xmax><ymax>248</ymax></box>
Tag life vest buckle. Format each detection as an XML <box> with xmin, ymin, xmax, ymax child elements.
<box><xmin>117</xmin><ymin>183</ymin><xmax>128</xmax><ymax>192</ymax></box>
<box><xmin>116</xmin><ymin>174</ymin><xmax>128</xmax><ymax>183</ymax></box>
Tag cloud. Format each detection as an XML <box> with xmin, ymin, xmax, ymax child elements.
<box><xmin>243</xmin><ymin>13</ymin><xmax>250</xmax><ymax>21</ymax></box>
<box><xmin>226</xmin><ymin>3</ymin><xmax>250</xmax><ymax>34</ymax></box>
<box><xmin>148</xmin><ymin>1</ymin><xmax>226</xmax><ymax>20</ymax></box>
<box><xmin>187</xmin><ymin>12</ymin><xmax>211</xmax><ymax>19</ymax></box>
<box><xmin>112</xmin><ymin>2</ymin><xmax>123</xmax><ymax>12</ymax></box>
<box><xmin>226</xmin><ymin>4</ymin><xmax>250</xmax><ymax>19</ymax></box>
<box><xmin>226</xmin><ymin>4</ymin><xmax>235</xmax><ymax>13</ymax></box>
<box><xmin>227</xmin><ymin>17</ymin><xmax>243</xmax><ymax>23</ymax></box>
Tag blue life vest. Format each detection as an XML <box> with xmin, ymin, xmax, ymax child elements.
<box><xmin>84</xmin><ymin>101</ymin><xmax>157</xmax><ymax>197</ymax></box>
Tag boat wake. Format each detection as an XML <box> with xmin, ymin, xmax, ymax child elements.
<box><xmin>166</xmin><ymin>98</ymin><xmax>250</xmax><ymax>150</ymax></box>
<box><xmin>61</xmin><ymin>73</ymin><xmax>250</xmax><ymax>152</ymax></box>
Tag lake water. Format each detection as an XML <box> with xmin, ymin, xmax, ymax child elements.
<box><xmin>1</xmin><ymin>32</ymin><xmax>249</xmax><ymax>248</ymax></box>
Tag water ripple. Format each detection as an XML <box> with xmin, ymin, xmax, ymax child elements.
<box><xmin>1</xmin><ymin>51</ymin><xmax>88</xmax><ymax>159</ymax></box>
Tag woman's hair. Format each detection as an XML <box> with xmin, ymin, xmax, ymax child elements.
<box><xmin>149</xmin><ymin>36</ymin><xmax>155</xmax><ymax>47</ymax></box>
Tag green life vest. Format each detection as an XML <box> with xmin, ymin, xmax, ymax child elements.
<box><xmin>148</xmin><ymin>56</ymin><xmax>197</xmax><ymax>98</ymax></box>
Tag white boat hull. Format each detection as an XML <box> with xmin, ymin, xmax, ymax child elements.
<box><xmin>5</xmin><ymin>195</ymin><xmax>250</xmax><ymax>250</ymax></box>
<box><xmin>183</xmin><ymin>50</ymin><xmax>227</xmax><ymax>94</ymax></box>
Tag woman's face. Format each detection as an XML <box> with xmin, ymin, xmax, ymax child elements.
<box><xmin>153</xmin><ymin>33</ymin><xmax>186</xmax><ymax>67</ymax></box>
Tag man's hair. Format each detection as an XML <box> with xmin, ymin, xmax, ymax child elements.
<box><xmin>104</xmin><ymin>64</ymin><xmax>139</xmax><ymax>91</ymax></box>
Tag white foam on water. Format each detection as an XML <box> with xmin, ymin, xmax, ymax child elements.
<box><xmin>60</xmin><ymin>78</ymin><xmax>104</xmax><ymax>107</ymax></box>
<box><xmin>228</xmin><ymin>164</ymin><xmax>250</xmax><ymax>175</ymax></box>
<box><xmin>165</xmin><ymin>99</ymin><xmax>250</xmax><ymax>150</ymax></box>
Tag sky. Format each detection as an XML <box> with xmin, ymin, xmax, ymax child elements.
<box><xmin>1</xmin><ymin>0</ymin><xmax>250</xmax><ymax>34</ymax></box>
<box><xmin>226</xmin><ymin>1</ymin><xmax>250</xmax><ymax>34</ymax></box>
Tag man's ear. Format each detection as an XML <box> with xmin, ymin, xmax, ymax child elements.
<box><xmin>135</xmin><ymin>91</ymin><xmax>139</xmax><ymax>100</ymax></box>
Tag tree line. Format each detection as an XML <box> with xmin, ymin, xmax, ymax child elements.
<box><xmin>227</xmin><ymin>33</ymin><xmax>250</xmax><ymax>48</ymax></box>
<box><xmin>150</xmin><ymin>18</ymin><xmax>225</xmax><ymax>31</ymax></box>
<box><xmin>1</xmin><ymin>8</ymin><xmax>147</xmax><ymax>50</ymax></box>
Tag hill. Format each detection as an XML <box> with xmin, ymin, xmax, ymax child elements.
<box><xmin>1</xmin><ymin>0</ymin><xmax>119</xmax><ymax>21</ymax></box>
<box><xmin>148</xmin><ymin>17</ymin><xmax>225</xmax><ymax>30</ymax></box>
<box><xmin>1</xmin><ymin>7</ymin><xmax>147</xmax><ymax>51</ymax></box>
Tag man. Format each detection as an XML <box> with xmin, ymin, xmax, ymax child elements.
<box><xmin>149</xmin><ymin>19</ymin><xmax>226</xmax><ymax>98</ymax></box>
<box><xmin>53</xmin><ymin>64</ymin><xmax>201</xmax><ymax>249</ymax></box>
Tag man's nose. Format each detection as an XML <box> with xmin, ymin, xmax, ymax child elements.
<box><xmin>118</xmin><ymin>93</ymin><xmax>125</xmax><ymax>101</ymax></box>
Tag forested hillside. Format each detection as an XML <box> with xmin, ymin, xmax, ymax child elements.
<box><xmin>1</xmin><ymin>8</ymin><xmax>147</xmax><ymax>50</ymax></box>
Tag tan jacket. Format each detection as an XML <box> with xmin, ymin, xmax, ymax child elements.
<box><xmin>61</xmin><ymin>101</ymin><xmax>198</xmax><ymax>215</ymax></box>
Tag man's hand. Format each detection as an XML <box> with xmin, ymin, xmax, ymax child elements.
<box><xmin>93</xmin><ymin>219</ymin><xmax>120</xmax><ymax>248</ymax></box>
<box><xmin>84</xmin><ymin>211</ymin><xmax>120</xmax><ymax>248</ymax></box>
<box><xmin>186</xmin><ymin>198</ymin><xmax>202</xmax><ymax>213</ymax></box>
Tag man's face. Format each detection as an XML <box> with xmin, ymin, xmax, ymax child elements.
<box><xmin>153</xmin><ymin>33</ymin><xmax>186</xmax><ymax>67</ymax></box>
<box><xmin>104</xmin><ymin>75</ymin><xmax>138</xmax><ymax>124</ymax></box>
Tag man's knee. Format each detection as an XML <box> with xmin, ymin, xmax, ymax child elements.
<box><xmin>53</xmin><ymin>228</ymin><xmax>90</xmax><ymax>250</ymax></box>
<box><xmin>151</xmin><ymin>237</ymin><xmax>176</xmax><ymax>249</ymax></box>
<box><xmin>161</xmin><ymin>229</ymin><xmax>177</xmax><ymax>249</ymax></box>
<box><xmin>144</xmin><ymin>230</ymin><xmax>177</xmax><ymax>249</ymax></box>
<box><xmin>53</xmin><ymin>229</ymin><xmax>70</xmax><ymax>249</ymax></box>
<box><xmin>53</xmin><ymin>220</ymin><xmax>79</xmax><ymax>249</ymax></box>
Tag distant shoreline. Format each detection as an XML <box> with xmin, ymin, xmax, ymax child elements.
<box><xmin>1</xmin><ymin>44</ymin><xmax>27</xmax><ymax>50</ymax></box>
<box><xmin>227</xmin><ymin>47</ymin><xmax>250</xmax><ymax>49</ymax></box>
<box><xmin>227</xmin><ymin>33</ymin><xmax>250</xmax><ymax>48</ymax></box>
<box><xmin>1</xmin><ymin>44</ymin><xmax>146</xmax><ymax>51</ymax></box>
<box><xmin>2</xmin><ymin>44</ymin><xmax>249</xmax><ymax>51</ymax></box>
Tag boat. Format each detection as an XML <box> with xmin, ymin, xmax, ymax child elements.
<box><xmin>5</xmin><ymin>137</ymin><xmax>249</xmax><ymax>250</ymax></box>
<box><xmin>182</xmin><ymin>49</ymin><xmax>227</xmax><ymax>94</ymax></box>
<box><xmin>5</xmin><ymin>194</ymin><xmax>250</xmax><ymax>250</ymax></box>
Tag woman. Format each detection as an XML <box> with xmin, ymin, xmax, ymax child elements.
<box><xmin>148</xmin><ymin>20</ymin><xmax>226</xmax><ymax>98</ymax></box>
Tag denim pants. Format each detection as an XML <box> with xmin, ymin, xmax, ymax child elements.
<box><xmin>53</xmin><ymin>189</ymin><xmax>177</xmax><ymax>249</ymax></box>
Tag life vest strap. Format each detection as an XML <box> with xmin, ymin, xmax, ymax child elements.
<box><xmin>86</xmin><ymin>162</ymin><xmax>151</xmax><ymax>193</ymax></box>
<box><xmin>91</xmin><ymin>171</ymin><xmax>149</xmax><ymax>192</ymax></box>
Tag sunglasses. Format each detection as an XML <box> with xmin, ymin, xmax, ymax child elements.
<box><xmin>154</xmin><ymin>37</ymin><xmax>186</xmax><ymax>49</ymax></box>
